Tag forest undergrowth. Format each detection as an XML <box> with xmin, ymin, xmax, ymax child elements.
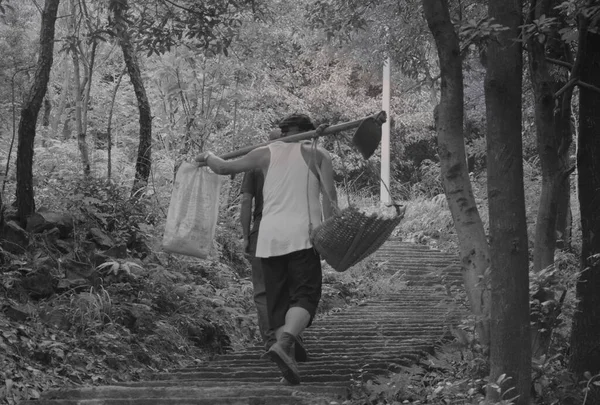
<box><xmin>0</xmin><ymin>141</ymin><xmax>590</xmax><ymax>405</ymax></box>
<box><xmin>0</xmin><ymin>142</ymin><xmax>406</xmax><ymax>404</ymax></box>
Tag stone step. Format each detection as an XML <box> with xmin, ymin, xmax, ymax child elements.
<box><xmin>171</xmin><ymin>359</ymin><xmax>415</xmax><ymax>374</ymax></box>
<box><xmin>375</xmin><ymin>248</ymin><xmax>457</xmax><ymax>255</ymax></box>
<box><xmin>377</xmin><ymin>246</ymin><xmax>453</xmax><ymax>251</ymax></box>
<box><xmin>375</xmin><ymin>255</ymin><xmax>458</xmax><ymax>262</ymax></box>
<box><xmin>151</xmin><ymin>370</ymin><xmax>387</xmax><ymax>383</ymax></box>
<box><xmin>216</xmin><ymin>348</ymin><xmax>429</xmax><ymax>362</ymax></box>
<box><xmin>376</xmin><ymin>258</ymin><xmax>460</xmax><ymax>265</ymax></box>
<box><xmin>300</xmin><ymin>330</ymin><xmax>447</xmax><ymax>338</ymax></box>
<box><xmin>32</xmin><ymin>385</ymin><xmax>340</xmax><ymax>400</ymax></box>
<box><xmin>113</xmin><ymin>380</ymin><xmax>349</xmax><ymax>391</ymax></box>
<box><xmin>22</xmin><ymin>241</ymin><xmax>463</xmax><ymax>405</ymax></box>
<box><xmin>22</xmin><ymin>397</ymin><xmax>326</xmax><ymax>405</ymax></box>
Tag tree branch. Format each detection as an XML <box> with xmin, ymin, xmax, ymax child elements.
<box><xmin>554</xmin><ymin>77</ymin><xmax>577</xmax><ymax>98</ymax></box>
<box><xmin>577</xmin><ymin>80</ymin><xmax>600</xmax><ymax>96</ymax></box>
<box><xmin>561</xmin><ymin>165</ymin><xmax>576</xmax><ymax>181</ymax></box>
<box><xmin>546</xmin><ymin>57</ymin><xmax>572</xmax><ymax>70</ymax></box>
<box><xmin>402</xmin><ymin>74</ymin><xmax>441</xmax><ymax>93</ymax></box>
<box><xmin>570</xmin><ymin>14</ymin><xmax>588</xmax><ymax>82</ymax></box>
<box><xmin>30</xmin><ymin>0</ymin><xmax>42</xmax><ymax>14</ymax></box>
<box><xmin>162</xmin><ymin>0</ymin><xmax>196</xmax><ymax>15</ymax></box>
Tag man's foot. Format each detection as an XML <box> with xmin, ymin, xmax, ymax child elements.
<box><xmin>266</xmin><ymin>335</ymin><xmax>307</xmax><ymax>362</ymax></box>
<box><xmin>294</xmin><ymin>335</ymin><xmax>308</xmax><ymax>362</ymax></box>
<box><xmin>264</xmin><ymin>337</ymin><xmax>277</xmax><ymax>352</ymax></box>
<box><xmin>261</xmin><ymin>333</ymin><xmax>301</xmax><ymax>385</ymax></box>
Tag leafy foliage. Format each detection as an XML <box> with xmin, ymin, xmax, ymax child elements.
<box><xmin>0</xmin><ymin>0</ymin><xmax>12</xmax><ymax>15</ymax></box>
<box><xmin>110</xmin><ymin>0</ymin><xmax>265</xmax><ymax>57</ymax></box>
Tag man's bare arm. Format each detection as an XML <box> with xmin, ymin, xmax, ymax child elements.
<box><xmin>196</xmin><ymin>147</ymin><xmax>269</xmax><ymax>175</ymax></box>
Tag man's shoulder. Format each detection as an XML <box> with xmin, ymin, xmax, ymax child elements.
<box><xmin>300</xmin><ymin>142</ymin><xmax>331</xmax><ymax>159</ymax></box>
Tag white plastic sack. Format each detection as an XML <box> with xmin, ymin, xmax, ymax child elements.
<box><xmin>162</xmin><ymin>162</ymin><xmax>222</xmax><ymax>258</ymax></box>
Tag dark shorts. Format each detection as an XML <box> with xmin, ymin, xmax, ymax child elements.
<box><xmin>261</xmin><ymin>248</ymin><xmax>322</xmax><ymax>330</ymax></box>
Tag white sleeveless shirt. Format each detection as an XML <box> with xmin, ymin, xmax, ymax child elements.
<box><xmin>255</xmin><ymin>142</ymin><xmax>322</xmax><ymax>258</ymax></box>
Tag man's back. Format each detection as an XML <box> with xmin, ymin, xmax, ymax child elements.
<box><xmin>256</xmin><ymin>142</ymin><xmax>322</xmax><ymax>258</ymax></box>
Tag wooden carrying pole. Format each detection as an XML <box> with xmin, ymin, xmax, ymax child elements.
<box><xmin>216</xmin><ymin>111</ymin><xmax>385</xmax><ymax>161</ymax></box>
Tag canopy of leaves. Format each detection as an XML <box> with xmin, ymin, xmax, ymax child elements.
<box><xmin>109</xmin><ymin>0</ymin><xmax>267</xmax><ymax>57</ymax></box>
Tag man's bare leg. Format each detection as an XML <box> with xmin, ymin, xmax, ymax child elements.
<box><xmin>264</xmin><ymin>307</ymin><xmax>311</xmax><ymax>384</ymax></box>
<box><xmin>275</xmin><ymin>307</ymin><xmax>310</xmax><ymax>339</ymax></box>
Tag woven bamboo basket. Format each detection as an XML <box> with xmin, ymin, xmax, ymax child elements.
<box><xmin>310</xmin><ymin>205</ymin><xmax>405</xmax><ymax>272</ymax></box>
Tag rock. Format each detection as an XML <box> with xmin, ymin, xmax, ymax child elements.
<box><xmin>19</xmin><ymin>268</ymin><xmax>56</xmax><ymax>299</ymax></box>
<box><xmin>87</xmin><ymin>228</ymin><xmax>114</xmax><ymax>249</ymax></box>
<box><xmin>61</xmin><ymin>258</ymin><xmax>96</xmax><ymax>287</ymax></box>
<box><xmin>103</xmin><ymin>243</ymin><xmax>127</xmax><ymax>259</ymax></box>
<box><xmin>0</xmin><ymin>220</ymin><xmax>29</xmax><ymax>254</ymax></box>
<box><xmin>117</xmin><ymin>303</ymin><xmax>155</xmax><ymax>334</ymax></box>
<box><xmin>26</xmin><ymin>210</ymin><xmax>74</xmax><ymax>238</ymax></box>
<box><xmin>54</xmin><ymin>238</ymin><xmax>75</xmax><ymax>254</ymax></box>
<box><xmin>104</xmin><ymin>356</ymin><xmax>124</xmax><ymax>370</ymax></box>
<box><xmin>38</xmin><ymin>307</ymin><xmax>72</xmax><ymax>331</ymax></box>
<box><xmin>127</xmin><ymin>232</ymin><xmax>151</xmax><ymax>258</ymax></box>
<box><xmin>2</xmin><ymin>305</ymin><xmax>30</xmax><ymax>322</ymax></box>
<box><xmin>80</xmin><ymin>240</ymin><xmax>98</xmax><ymax>260</ymax></box>
<box><xmin>56</xmin><ymin>277</ymin><xmax>88</xmax><ymax>290</ymax></box>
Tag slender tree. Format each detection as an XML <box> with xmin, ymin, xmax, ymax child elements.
<box><xmin>422</xmin><ymin>0</ymin><xmax>491</xmax><ymax>347</ymax></box>
<box><xmin>69</xmin><ymin>0</ymin><xmax>91</xmax><ymax>175</ymax></box>
<box><xmin>106</xmin><ymin>66</ymin><xmax>126</xmax><ymax>181</ymax></box>
<box><xmin>49</xmin><ymin>57</ymin><xmax>71</xmax><ymax>138</ymax></box>
<box><xmin>110</xmin><ymin>0</ymin><xmax>152</xmax><ymax>197</ymax></box>
<box><xmin>485</xmin><ymin>0</ymin><xmax>531</xmax><ymax>403</ymax></box>
<box><xmin>15</xmin><ymin>0</ymin><xmax>61</xmax><ymax>226</ymax></box>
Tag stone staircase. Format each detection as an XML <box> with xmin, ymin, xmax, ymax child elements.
<box><xmin>22</xmin><ymin>239</ymin><xmax>463</xmax><ymax>405</ymax></box>
<box><xmin>375</xmin><ymin>238</ymin><xmax>463</xmax><ymax>287</ymax></box>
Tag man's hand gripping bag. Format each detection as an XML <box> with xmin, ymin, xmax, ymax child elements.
<box><xmin>162</xmin><ymin>162</ymin><xmax>221</xmax><ymax>258</ymax></box>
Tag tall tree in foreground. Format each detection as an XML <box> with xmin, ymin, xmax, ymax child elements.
<box><xmin>68</xmin><ymin>0</ymin><xmax>91</xmax><ymax>176</ymax></box>
<box><xmin>526</xmin><ymin>0</ymin><xmax>574</xmax><ymax>359</ymax></box>
<box><xmin>15</xmin><ymin>0</ymin><xmax>61</xmax><ymax>226</ymax></box>
<box><xmin>527</xmin><ymin>0</ymin><xmax>574</xmax><ymax>274</ymax></box>
<box><xmin>570</xmin><ymin>21</ymin><xmax>600</xmax><ymax>379</ymax></box>
<box><xmin>110</xmin><ymin>0</ymin><xmax>152</xmax><ymax>197</ymax></box>
<box><xmin>422</xmin><ymin>0</ymin><xmax>491</xmax><ymax>346</ymax></box>
<box><xmin>485</xmin><ymin>0</ymin><xmax>531</xmax><ymax>403</ymax></box>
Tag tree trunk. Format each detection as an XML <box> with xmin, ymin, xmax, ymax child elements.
<box><xmin>16</xmin><ymin>0</ymin><xmax>61</xmax><ymax>227</ymax></box>
<box><xmin>112</xmin><ymin>0</ymin><xmax>152</xmax><ymax>197</ymax></box>
<box><xmin>41</xmin><ymin>95</ymin><xmax>52</xmax><ymax>146</ymax></box>
<box><xmin>555</xmin><ymin>176</ymin><xmax>572</xmax><ymax>249</ymax></box>
<box><xmin>81</xmin><ymin>41</ymin><xmax>97</xmax><ymax>136</ymax></box>
<box><xmin>106</xmin><ymin>66</ymin><xmax>126</xmax><ymax>181</ymax></box>
<box><xmin>42</xmin><ymin>96</ymin><xmax>52</xmax><ymax>127</ymax></box>
<box><xmin>62</xmin><ymin>110</ymin><xmax>73</xmax><ymax>140</ymax></box>
<box><xmin>70</xmin><ymin>0</ymin><xmax>90</xmax><ymax>176</ymax></box>
<box><xmin>50</xmin><ymin>59</ymin><xmax>71</xmax><ymax>137</ymax></box>
<box><xmin>82</xmin><ymin>40</ymin><xmax>97</xmax><ymax>170</ymax></box>
<box><xmin>529</xmin><ymin>0</ymin><xmax>574</xmax><ymax>273</ymax></box>
<box><xmin>485</xmin><ymin>0</ymin><xmax>531</xmax><ymax>403</ymax></box>
<box><xmin>527</xmin><ymin>0</ymin><xmax>574</xmax><ymax>359</ymax></box>
<box><xmin>422</xmin><ymin>0</ymin><xmax>491</xmax><ymax>347</ymax></box>
<box><xmin>569</xmin><ymin>27</ymin><xmax>600</xmax><ymax>379</ymax></box>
